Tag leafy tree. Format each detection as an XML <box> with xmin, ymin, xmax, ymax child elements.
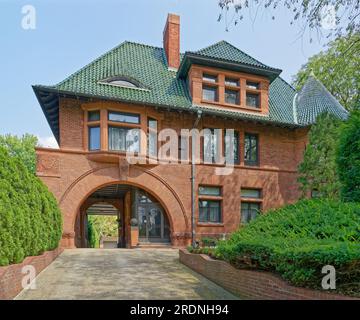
<box><xmin>88</xmin><ymin>215</ymin><xmax>118</xmax><ymax>238</ymax></box>
<box><xmin>298</xmin><ymin>112</ymin><xmax>342</xmax><ymax>199</ymax></box>
<box><xmin>292</xmin><ymin>34</ymin><xmax>360</xmax><ymax>112</ymax></box>
<box><xmin>0</xmin><ymin>134</ymin><xmax>38</xmax><ymax>174</ymax></box>
<box><xmin>218</xmin><ymin>1</ymin><xmax>360</xmax><ymax>42</ymax></box>
<box><xmin>337</xmin><ymin>110</ymin><xmax>360</xmax><ymax>202</ymax></box>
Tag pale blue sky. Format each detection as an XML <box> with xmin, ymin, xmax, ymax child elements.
<box><xmin>0</xmin><ymin>0</ymin><xmax>327</xmax><ymax>145</ymax></box>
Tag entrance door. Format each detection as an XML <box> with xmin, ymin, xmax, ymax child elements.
<box><xmin>138</xmin><ymin>205</ymin><xmax>170</xmax><ymax>243</ymax></box>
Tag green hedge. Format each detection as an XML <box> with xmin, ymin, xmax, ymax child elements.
<box><xmin>0</xmin><ymin>147</ymin><xmax>62</xmax><ymax>266</ymax></box>
<box><xmin>215</xmin><ymin>199</ymin><xmax>360</xmax><ymax>296</ymax></box>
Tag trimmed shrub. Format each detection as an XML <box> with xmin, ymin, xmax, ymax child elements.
<box><xmin>0</xmin><ymin>147</ymin><xmax>62</xmax><ymax>266</ymax></box>
<box><xmin>87</xmin><ymin>219</ymin><xmax>100</xmax><ymax>248</ymax></box>
<box><xmin>337</xmin><ymin>111</ymin><xmax>360</xmax><ymax>202</ymax></box>
<box><xmin>215</xmin><ymin>199</ymin><xmax>360</xmax><ymax>296</ymax></box>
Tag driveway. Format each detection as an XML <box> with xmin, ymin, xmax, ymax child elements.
<box><xmin>16</xmin><ymin>249</ymin><xmax>238</xmax><ymax>300</ymax></box>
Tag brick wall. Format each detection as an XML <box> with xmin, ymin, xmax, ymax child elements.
<box><xmin>179</xmin><ymin>249</ymin><xmax>357</xmax><ymax>300</ymax></box>
<box><xmin>0</xmin><ymin>248</ymin><xmax>63</xmax><ymax>300</ymax></box>
<box><xmin>59</xmin><ymin>98</ymin><xmax>84</xmax><ymax>150</ymax></box>
<box><xmin>38</xmin><ymin>99</ymin><xmax>309</xmax><ymax>248</ymax></box>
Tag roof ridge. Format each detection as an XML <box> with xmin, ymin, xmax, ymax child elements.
<box><xmin>277</xmin><ymin>76</ymin><xmax>296</xmax><ymax>92</ymax></box>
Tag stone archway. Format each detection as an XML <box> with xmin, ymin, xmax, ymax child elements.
<box><xmin>59</xmin><ymin>164</ymin><xmax>190</xmax><ymax>248</ymax></box>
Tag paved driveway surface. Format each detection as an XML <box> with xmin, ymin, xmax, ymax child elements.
<box><xmin>16</xmin><ymin>249</ymin><xmax>238</xmax><ymax>300</ymax></box>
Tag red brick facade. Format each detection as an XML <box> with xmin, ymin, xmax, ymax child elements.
<box><xmin>35</xmin><ymin>13</ymin><xmax>310</xmax><ymax>249</ymax></box>
<box><xmin>36</xmin><ymin>97</ymin><xmax>308</xmax><ymax>248</ymax></box>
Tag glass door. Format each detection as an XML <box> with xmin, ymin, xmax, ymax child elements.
<box><xmin>137</xmin><ymin>204</ymin><xmax>170</xmax><ymax>243</ymax></box>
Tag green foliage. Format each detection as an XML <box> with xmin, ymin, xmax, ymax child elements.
<box><xmin>200</xmin><ymin>237</ymin><xmax>218</xmax><ymax>248</ymax></box>
<box><xmin>87</xmin><ymin>219</ymin><xmax>100</xmax><ymax>248</ymax></box>
<box><xmin>0</xmin><ymin>134</ymin><xmax>38</xmax><ymax>175</ymax></box>
<box><xmin>298</xmin><ymin>112</ymin><xmax>342</xmax><ymax>199</ymax></box>
<box><xmin>0</xmin><ymin>147</ymin><xmax>62</xmax><ymax>266</ymax></box>
<box><xmin>293</xmin><ymin>34</ymin><xmax>360</xmax><ymax>112</ymax></box>
<box><xmin>88</xmin><ymin>215</ymin><xmax>118</xmax><ymax>238</ymax></box>
<box><xmin>337</xmin><ymin>111</ymin><xmax>360</xmax><ymax>202</ymax></box>
<box><xmin>215</xmin><ymin>199</ymin><xmax>360</xmax><ymax>296</ymax></box>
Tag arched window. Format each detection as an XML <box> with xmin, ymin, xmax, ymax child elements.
<box><xmin>100</xmin><ymin>77</ymin><xmax>141</xmax><ymax>89</ymax></box>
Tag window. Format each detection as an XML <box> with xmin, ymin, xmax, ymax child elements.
<box><xmin>246</xmin><ymin>93</ymin><xmax>260</xmax><ymax>108</ymax></box>
<box><xmin>244</xmin><ymin>133</ymin><xmax>259</xmax><ymax>166</ymax></box>
<box><xmin>203</xmin><ymin>129</ymin><xmax>221</xmax><ymax>163</ymax></box>
<box><xmin>247</xmin><ymin>81</ymin><xmax>260</xmax><ymax>90</ymax></box>
<box><xmin>199</xmin><ymin>200</ymin><xmax>221</xmax><ymax>223</ymax></box>
<box><xmin>203</xmin><ymin>74</ymin><xmax>218</xmax><ymax>83</ymax></box>
<box><xmin>147</xmin><ymin>118</ymin><xmax>157</xmax><ymax>157</ymax></box>
<box><xmin>199</xmin><ymin>186</ymin><xmax>221</xmax><ymax>196</ymax></box>
<box><xmin>108</xmin><ymin>127</ymin><xmax>140</xmax><ymax>152</ymax></box>
<box><xmin>241</xmin><ymin>188</ymin><xmax>261</xmax><ymax>199</ymax></box>
<box><xmin>103</xmin><ymin>77</ymin><xmax>141</xmax><ymax>89</ymax></box>
<box><xmin>225</xmin><ymin>89</ymin><xmax>240</xmax><ymax>105</ymax></box>
<box><xmin>108</xmin><ymin>111</ymin><xmax>140</xmax><ymax>124</ymax></box>
<box><xmin>89</xmin><ymin>127</ymin><xmax>100</xmax><ymax>151</ymax></box>
<box><xmin>241</xmin><ymin>202</ymin><xmax>261</xmax><ymax>224</ymax></box>
<box><xmin>225</xmin><ymin>77</ymin><xmax>239</xmax><ymax>87</ymax></box>
<box><xmin>88</xmin><ymin>110</ymin><xmax>100</xmax><ymax>122</ymax></box>
<box><xmin>202</xmin><ymin>85</ymin><xmax>218</xmax><ymax>102</ymax></box>
<box><xmin>225</xmin><ymin>130</ymin><xmax>239</xmax><ymax>164</ymax></box>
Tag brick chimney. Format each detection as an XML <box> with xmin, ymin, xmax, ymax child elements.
<box><xmin>163</xmin><ymin>13</ymin><xmax>180</xmax><ymax>70</ymax></box>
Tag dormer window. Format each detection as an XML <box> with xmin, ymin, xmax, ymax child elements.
<box><xmin>225</xmin><ymin>89</ymin><xmax>240</xmax><ymax>105</ymax></box>
<box><xmin>203</xmin><ymin>74</ymin><xmax>218</xmax><ymax>83</ymax></box>
<box><xmin>246</xmin><ymin>93</ymin><xmax>260</xmax><ymax>108</ymax></box>
<box><xmin>246</xmin><ymin>81</ymin><xmax>260</xmax><ymax>90</ymax></box>
<box><xmin>246</xmin><ymin>81</ymin><xmax>261</xmax><ymax>109</ymax></box>
<box><xmin>109</xmin><ymin>79</ymin><xmax>138</xmax><ymax>88</ymax></box>
<box><xmin>194</xmin><ymin>67</ymin><xmax>268</xmax><ymax>113</ymax></box>
<box><xmin>99</xmin><ymin>77</ymin><xmax>143</xmax><ymax>89</ymax></box>
<box><xmin>203</xmin><ymin>85</ymin><xmax>218</xmax><ymax>102</ymax></box>
<box><xmin>225</xmin><ymin>77</ymin><xmax>239</xmax><ymax>87</ymax></box>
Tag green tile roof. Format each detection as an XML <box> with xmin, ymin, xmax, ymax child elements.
<box><xmin>296</xmin><ymin>75</ymin><xmax>348</xmax><ymax>125</ymax></box>
<box><xmin>33</xmin><ymin>40</ymin><xmax>347</xmax><ymax>142</ymax></box>
<box><xmin>192</xmin><ymin>41</ymin><xmax>277</xmax><ymax>71</ymax></box>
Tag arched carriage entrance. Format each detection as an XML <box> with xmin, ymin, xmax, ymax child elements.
<box><xmin>76</xmin><ymin>184</ymin><xmax>171</xmax><ymax>248</ymax></box>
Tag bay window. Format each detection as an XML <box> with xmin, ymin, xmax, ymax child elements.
<box><xmin>108</xmin><ymin>111</ymin><xmax>140</xmax><ymax>124</ymax></box>
<box><xmin>88</xmin><ymin>126</ymin><xmax>100</xmax><ymax>151</ymax></box>
<box><xmin>108</xmin><ymin>127</ymin><xmax>140</xmax><ymax>152</ymax></box>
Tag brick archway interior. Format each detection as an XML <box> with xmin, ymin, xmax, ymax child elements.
<box><xmin>59</xmin><ymin>165</ymin><xmax>190</xmax><ymax>248</ymax></box>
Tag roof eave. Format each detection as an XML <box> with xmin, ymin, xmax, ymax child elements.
<box><xmin>177</xmin><ymin>52</ymin><xmax>282</xmax><ymax>83</ymax></box>
<box><xmin>33</xmin><ymin>85</ymin><xmax>303</xmax><ymax>145</ymax></box>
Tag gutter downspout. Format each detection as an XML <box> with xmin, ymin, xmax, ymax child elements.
<box><xmin>191</xmin><ymin>110</ymin><xmax>202</xmax><ymax>248</ymax></box>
